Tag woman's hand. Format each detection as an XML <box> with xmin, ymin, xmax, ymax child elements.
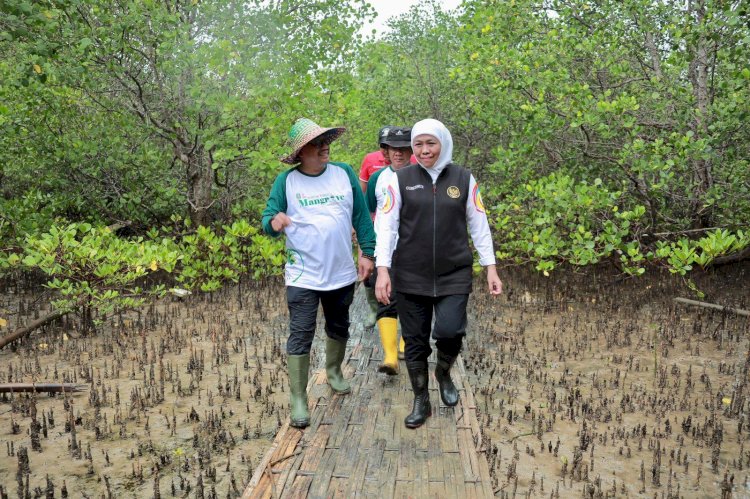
<box><xmin>375</xmin><ymin>267</ymin><xmax>392</xmax><ymax>304</ymax></box>
<box><xmin>271</xmin><ymin>212</ymin><xmax>292</xmax><ymax>233</ymax></box>
<box><xmin>486</xmin><ymin>264</ymin><xmax>503</xmax><ymax>296</ymax></box>
<box><xmin>358</xmin><ymin>257</ymin><xmax>374</xmax><ymax>282</ymax></box>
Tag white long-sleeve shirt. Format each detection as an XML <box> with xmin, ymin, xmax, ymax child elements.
<box><xmin>375</xmin><ymin>169</ymin><xmax>496</xmax><ymax>269</ymax></box>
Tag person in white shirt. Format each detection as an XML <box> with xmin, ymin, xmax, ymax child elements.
<box><xmin>262</xmin><ymin>118</ymin><xmax>376</xmax><ymax>428</ymax></box>
<box><xmin>374</xmin><ymin>118</ymin><xmax>503</xmax><ymax>429</ymax></box>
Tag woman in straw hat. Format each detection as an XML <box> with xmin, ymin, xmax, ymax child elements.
<box><xmin>374</xmin><ymin>118</ymin><xmax>503</xmax><ymax>429</ymax></box>
<box><xmin>262</xmin><ymin>118</ymin><xmax>376</xmax><ymax>429</ymax></box>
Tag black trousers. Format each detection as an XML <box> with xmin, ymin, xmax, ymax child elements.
<box><xmin>371</xmin><ymin>269</ymin><xmax>398</xmax><ymax>320</ymax></box>
<box><xmin>286</xmin><ymin>283</ymin><xmax>355</xmax><ymax>355</ymax></box>
<box><xmin>395</xmin><ymin>292</ymin><xmax>469</xmax><ymax>362</ymax></box>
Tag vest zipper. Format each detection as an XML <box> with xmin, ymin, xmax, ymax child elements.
<box><xmin>433</xmin><ymin>183</ymin><xmax>437</xmax><ymax>297</ymax></box>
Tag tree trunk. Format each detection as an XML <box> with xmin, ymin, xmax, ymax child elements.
<box><xmin>178</xmin><ymin>145</ymin><xmax>214</xmax><ymax>227</ymax></box>
<box><xmin>0</xmin><ymin>383</ymin><xmax>87</xmax><ymax>393</ymax></box>
<box><xmin>688</xmin><ymin>0</ymin><xmax>714</xmax><ymax>228</ymax></box>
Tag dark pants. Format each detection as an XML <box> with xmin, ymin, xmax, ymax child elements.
<box><xmin>286</xmin><ymin>283</ymin><xmax>355</xmax><ymax>355</ymax></box>
<box><xmin>364</xmin><ymin>269</ymin><xmax>375</xmax><ymax>288</ymax></box>
<box><xmin>395</xmin><ymin>292</ymin><xmax>469</xmax><ymax>362</ymax></box>
<box><xmin>371</xmin><ymin>269</ymin><xmax>398</xmax><ymax>320</ymax></box>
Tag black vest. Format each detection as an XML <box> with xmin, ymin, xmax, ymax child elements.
<box><xmin>392</xmin><ymin>163</ymin><xmax>473</xmax><ymax>296</ymax></box>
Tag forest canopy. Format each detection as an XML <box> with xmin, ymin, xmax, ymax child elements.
<box><xmin>1</xmin><ymin>0</ymin><xmax>749</xmax><ymax>305</ymax></box>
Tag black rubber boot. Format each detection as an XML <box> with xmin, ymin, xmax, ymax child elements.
<box><xmin>404</xmin><ymin>361</ymin><xmax>431</xmax><ymax>428</ymax></box>
<box><xmin>435</xmin><ymin>351</ymin><xmax>459</xmax><ymax>407</ymax></box>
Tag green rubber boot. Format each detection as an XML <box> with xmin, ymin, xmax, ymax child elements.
<box><xmin>364</xmin><ymin>287</ymin><xmax>378</xmax><ymax>328</ymax></box>
<box><xmin>287</xmin><ymin>354</ymin><xmax>310</xmax><ymax>428</ymax></box>
<box><xmin>325</xmin><ymin>337</ymin><xmax>351</xmax><ymax>394</ymax></box>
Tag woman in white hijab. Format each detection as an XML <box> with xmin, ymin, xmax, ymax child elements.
<box><xmin>374</xmin><ymin>118</ymin><xmax>503</xmax><ymax>428</ymax></box>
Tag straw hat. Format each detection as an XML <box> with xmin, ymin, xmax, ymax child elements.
<box><xmin>280</xmin><ymin>118</ymin><xmax>346</xmax><ymax>165</ymax></box>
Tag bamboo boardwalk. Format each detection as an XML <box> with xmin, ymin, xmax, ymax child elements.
<box><xmin>242</xmin><ymin>286</ymin><xmax>494</xmax><ymax>499</ymax></box>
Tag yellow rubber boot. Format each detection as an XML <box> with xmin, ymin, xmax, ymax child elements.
<box><xmin>398</xmin><ymin>336</ymin><xmax>406</xmax><ymax>360</ymax></box>
<box><xmin>377</xmin><ymin>318</ymin><xmax>400</xmax><ymax>375</ymax></box>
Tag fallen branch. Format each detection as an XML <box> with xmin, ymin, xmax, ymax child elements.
<box><xmin>709</xmin><ymin>247</ymin><xmax>750</xmax><ymax>267</ymax></box>
<box><xmin>0</xmin><ymin>383</ymin><xmax>88</xmax><ymax>394</ymax></box>
<box><xmin>505</xmin><ymin>431</ymin><xmax>535</xmax><ymax>443</ymax></box>
<box><xmin>0</xmin><ymin>308</ymin><xmax>69</xmax><ymax>349</ymax></box>
<box><xmin>674</xmin><ymin>297</ymin><xmax>749</xmax><ymax>317</ymax></box>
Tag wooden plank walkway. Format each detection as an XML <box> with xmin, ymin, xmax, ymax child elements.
<box><xmin>242</xmin><ymin>286</ymin><xmax>493</xmax><ymax>498</ymax></box>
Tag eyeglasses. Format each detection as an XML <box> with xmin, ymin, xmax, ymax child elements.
<box><xmin>310</xmin><ymin>131</ymin><xmax>335</xmax><ymax>147</ymax></box>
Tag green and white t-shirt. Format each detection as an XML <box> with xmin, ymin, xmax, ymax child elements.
<box><xmin>365</xmin><ymin>165</ymin><xmax>400</xmax><ymax>249</ymax></box>
<box><xmin>262</xmin><ymin>162</ymin><xmax>375</xmax><ymax>291</ymax></box>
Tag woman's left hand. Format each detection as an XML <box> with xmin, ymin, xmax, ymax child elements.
<box><xmin>486</xmin><ymin>264</ymin><xmax>503</xmax><ymax>296</ymax></box>
<box><xmin>375</xmin><ymin>267</ymin><xmax>392</xmax><ymax>304</ymax></box>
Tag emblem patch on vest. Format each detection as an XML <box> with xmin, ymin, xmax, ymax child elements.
<box><xmin>447</xmin><ymin>186</ymin><xmax>461</xmax><ymax>199</ymax></box>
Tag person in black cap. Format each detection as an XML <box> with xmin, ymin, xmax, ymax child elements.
<box><xmin>357</xmin><ymin>125</ymin><xmax>394</xmax><ymax>327</ymax></box>
<box><xmin>365</xmin><ymin>126</ymin><xmax>413</xmax><ymax>374</ymax></box>
<box><xmin>359</xmin><ymin>125</ymin><xmax>394</xmax><ymax>193</ymax></box>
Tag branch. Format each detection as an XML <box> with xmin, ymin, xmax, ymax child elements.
<box><xmin>641</xmin><ymin>226</ymin><xmax>727</xmax><ymax>238</ymax></box>
<box><xmin>674</xmin><ymin>297</ymin><xmax>750</xmax><ymax>317</ymax></box>
<box><xmin>709</xmin><ymin>247</ymin><xmax>750</xmax><ymax>267</ymax></box>
<box><xmin>0</xmin><ymin>308</ymin><xmax>68</xmax><ymax>349</ymax></box>
<box><xmin>0</xmin><ymin>383</ymin><xmax>88</xmax><ymax>394</ymax></box>
<box><xmin>123</xmin><ymin>70</ymin><xmax>184</xmax><ymax>144</ymax></box>
<box><xmin>185</xmin><ymin>196</ymin><xmax>216</xmax><ymax>212</ymax></box>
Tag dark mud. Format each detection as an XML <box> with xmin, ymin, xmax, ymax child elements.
<box><xmin>464</xmin><ymin>263</ymin><xmax>750</xmax><ymax>498</ymax></box>
<box><xmin>1</xmin><ymin>264</ymin><xmax>749</xmax><ymax>498</ymax></box>
<box><xmin>0</xmin><ymin>277</ymin><xmax>292</xmax><ymax>498</ymax></box>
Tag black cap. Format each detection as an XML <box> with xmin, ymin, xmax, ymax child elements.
<box><xmin>382</xmin><ymin>127</ymin><xmax>412</xmax><ymax>148</ymax></box>
<box><xmin>379</xmin><ymin>125</ymin><xmax>394</xmax><ymax>147</ymax></box>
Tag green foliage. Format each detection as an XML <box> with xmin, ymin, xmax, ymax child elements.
<box><xmin>335</xmin><ymin>1</ymin><xmax>467</xmax><ymax>166</ymax></box>
<box><xmin>1</xmin><ymin>0</ymin><xmax>374</xmax><ymax>227</ymax></box>
<box><xmin>655</xmin><ymin>229</ymin><xmax>750</xmax><ymax>276</ymax></box>
<box><xmin>1</xmin><ymin>0</ymin><xmax>749</xmax><ymax>299</ymax></box>
<box><xmin>0</xmin><ymin>190</ymin><xmax>59</xmax><ymax>252</ymax></box>
<box><xmin>492</xmin><ymin>173</ymin><xmax>649</xmax><ymax>274</ymax></box>
<box><xmin>459</xmin><ymin>0</ymin><xmax>748</xmax><ymax>223</ymax></box>
<box><xmin>8</xmin><ymin>223</ymin><xmax>178</xmax><ymax>315</ymax></box>
<box><xmin>174</xmin><ymin>219</ymin><xmax>284</xmax><ymax>292</ymax></box>
<box><xmin>492</xmin><ymin>172</ymin><xmax>749</xmax><ymax>275</ymax></box>
<box><xmin>5</xmin><ymin>221</ymin><xmax>285</xmax><ymax>319</ymax></box>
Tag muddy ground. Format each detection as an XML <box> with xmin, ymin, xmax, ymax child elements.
<box><xmin>1</xmin><ymin>265</ymin><xmax>749</xmax><ymax>498</ymax></box>
<box><xmin>0</xmin><ymin>277</ymin><xmax>292</xmax><ymax>498</ymax></box>
<box><xmin>464</xmin><ymin>264</ymin><xmax>750</xmax><ymax>498</ymax></box>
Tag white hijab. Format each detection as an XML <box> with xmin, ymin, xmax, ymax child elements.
<box><xmin>411</xmin><ymin>118</ymin><xmax>453</xmax><ymax>183</ymax></box>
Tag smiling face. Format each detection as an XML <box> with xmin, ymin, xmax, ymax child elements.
<box><xmin>388</xmin><ymin>146</ymin><xmax>412</xmax><ymax>169</ymax></box>
<box><xmin>298</xmin><ymin>141</ymin><xmax>330</xmax><ymax>170</ymax></box>
<box><xmin>412</xmin><ymin>134</ymin><xmax>442</xmax><ymax>168</ymax></box>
